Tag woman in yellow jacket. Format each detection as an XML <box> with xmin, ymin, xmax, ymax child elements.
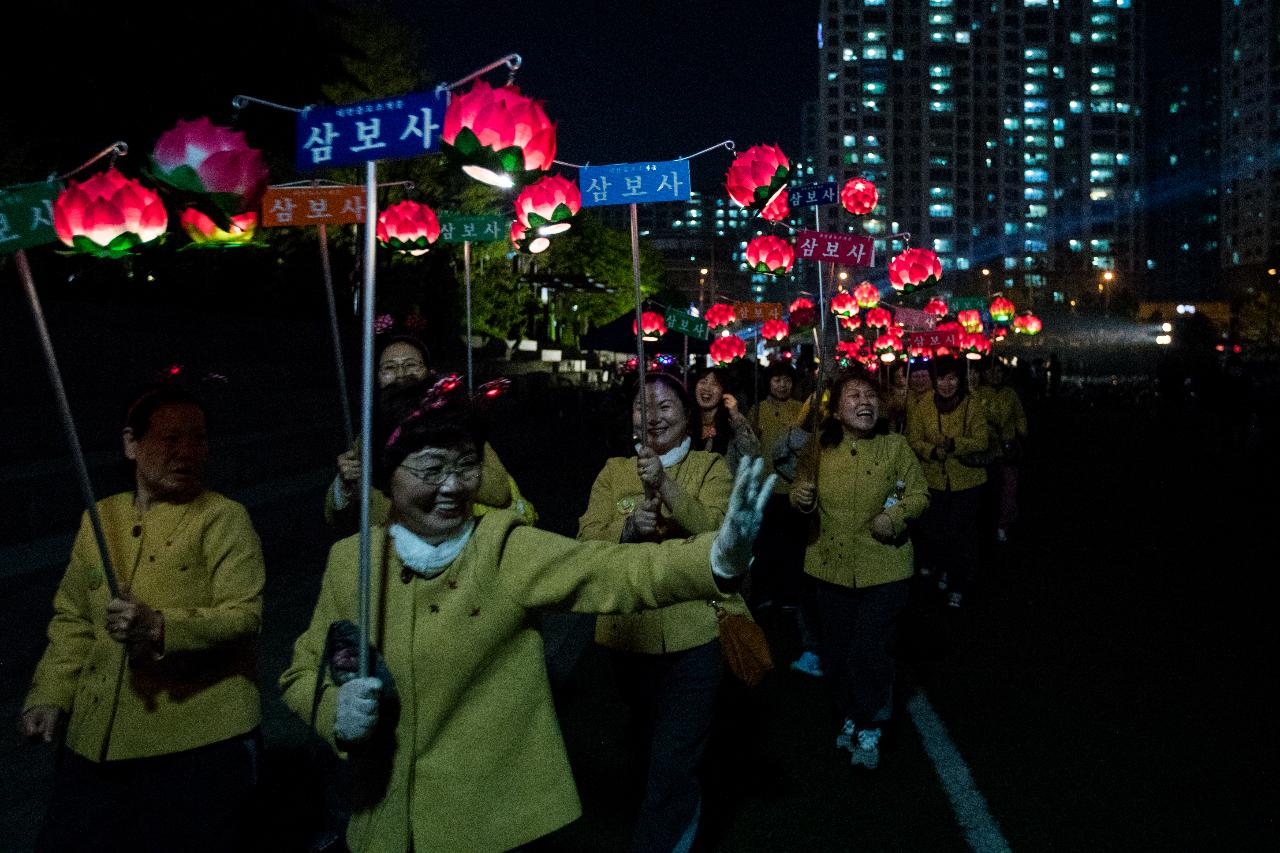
<box><xmin>791</xmin><ymin>368</ymin><xmax>928</xmax><ymax>770</ymax></box>
<box><xmin>972</xmin><ymin>359</ymin><xmax>1029</xmax><ymax>543</ymax></box>
<box><xmin>578</xmin><ymin>370</ymin><xmax>749</xmax><ymax>852</ymax></box>
<box><xmin>18</xmin><ymin>386</ymin><xmax>265</xmax><ymax>852</ymax></box>
<box><xmin>280</xmin><ymin>375</ymin><xmax>773</xmax><ymax>853</ymax></box>
<box><xmin>906</xmin><ymin>355</ymin><xmax>990</xmax><ymax>608</ymax></box>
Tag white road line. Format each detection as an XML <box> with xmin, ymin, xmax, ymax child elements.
<box><xmin>907</xmin><ymin>690</ymin><xmax>1012</xmax><ymax>853</ymax></box>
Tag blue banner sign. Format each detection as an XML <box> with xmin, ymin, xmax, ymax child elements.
<box><xmin>579</xmin><ymin>159</ymin><xmax>692</xmax><ymax>207</ymax></box>
<box><xmin>787</xmin><ymin>181</ymin><xmax>838</xmax><ymax>209</ymax></box>
<box><xmin>296</xmin><ymin>90</ymin><xmax>449</xmax><ymax>171</ymax></box>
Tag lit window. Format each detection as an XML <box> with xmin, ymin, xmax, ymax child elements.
<box><xmin>1024</xmin><ymin>48</ymin><xmax>1048</xmax><ymax>60</ymax></box>
<box><xmin>842</xmin><ymin>134</ymin><xmax>856</xmax><ymax>148</ymax></box>
<box><xmin>1068</xmin><ymin>239</ymin><xmax>1081</xmax><ymax>251</ymax></box>
<box><xmin>956</xmin><ymin>257</ymin><xmax>971</xmax><ymax>270</ymax></box>
<box><xmin>1091</xmin><ymin>64</ymin><xmax>1116</xmax><ymax>77</ymax></box>
<box><xmin>864</xmin><ymin>81</ymin><xmax>886</xmax><ymax>93</ymax></box>
<box><xmin>865</xmin><ymin>135</ymin><xmax>879</xmax><ymax>146</ymax></box>
<box><xmin>842</xmin><ymin>48</ymin><xmax>855</xmax><ymax>61</ymax></box>
<box><xmin>1090</xmin><ymin>168</ymin><xmax>1115</xmax><ymax>183</ymax></box>
<box><xmin>1025</xmin><ymin>0</ymin><xmax>1048</xmax><ymax>5</ymax></box>
<box><xmin>1090</xmin><ymin>81</ymin><xmax>1114</xmax><ymax>95</ymax></box>
<box><xmin>1024</xmin><ymin>99</ymin><xmax>1048</xmax><ymax>113</ymax></box>
<box><xmin>1091</xmin><ymin>256</ymin><xmax>1115</xmax><ymax>271</ymax></box>
<box><xmin>1053</xmin><ymin>136</ymin><xmax>1065</xmax><ymax>149</ymax></box>
<box><xmin>864</xmin><ymin>0</ymin><xmax>886</xmax><ymax>5</ymax></box>
<box><xmin>933</xmin><ymin>238</ymin><xmax>953</xmax><ymax>252</ymax></box>
<box><xmin>930</xmin><ymin>187</ymin><xmax>954</xmax><ymax>199</ymax></box>
<box><xmin>1090</xmin><ymin>152</ymin><xmax>1116</xmax><ymax>165</ymax></box>
<box><xmin>930</xmin><ymin>82</ymin><xmax>953</xmax><ymax>94</ymax></box>
<box><xmin>1069</xmin><ymin>100</ymin><xmax>1084</xmax><ymax>113</ymax></box>
<box><xmin>1025</xmin><ymin>134</ymin><xmax>1048</xmax><ymax>147</ymax></box>
<box><xmin>864</xmin><ymin>152</ymin><xmax>883</xmax><ymax>164</ymax></box>
<box><xmin>892</xmin><ymin>48</ymin><xmax>905</xmax><ymax>60</ymax></box>
<box><xmin>1115</xmin><ymin>153</ymin><xmax>1130</xmax><ymax>166</ymax></box>
<box><xmin>955</xmin><ymin>31</ymin><xmax>970</xmax><ymax>43</ymax></box>
<box><xmin>1089</xmin><ymin>239</ymin><xmax>1112</xmax><ymax>250</ymax></box>
<box><xmin>1089</xmin><ymin>188</ymin><xmax>1113</xmax><ymax>201</ymax></box>
<box><xmin>1004</xmin><ymin>223</ymin><xmax>1020</xmax><ymax>235</ymax></box>
<box><xmin>1024</xmin><ymin>82</ymin><xmax>1044</xmax><ymax>94</ymax></box>
<box><xmin>1024</xmin><ymin>168</ymin><xmax>1049</xmax><ymax>183</ymax></box>
<box><xmin>930</xmin><ymin>12</ymin><xmax>953</xmax><ymax>23</ymax></box>
<box><xmin>1052</xmin><ymin>118</ymin><xmax>1066</xmax><ymax>130</ymax></box>
<box><xmin>1024</xmin><ymin>240</ymin><xmax>1048</xmax><ymax>253</ymax></box>
<box><xmin>1025</xmin><ymin>117</ymin><xmax>1048</xmax><ymax>129</ymax></box>
<box><xmin>863</xmin><ymin>46</ymin><xmax>887</xmax><ymax>59</ymax></box>
<box><xmin>1003</xmin><ymin>118</ymin><xmax>1021</xmax><ymax>130</ymax></box>
<box><xmin>864</xmin><ymin>30</ymin><xmax>884</xmax><ymax>41</ymax></box>
<box><xmin>1024</xmin><ymin>187</ymin><xmax>1046</xmax><ymax>200</ymax></box>
<box><xmin>929</xmin><ymin>204</ymin><xmax>954</xmax><ymax>218</ymax></box>
<box><xmin>930</xmin><ymin>65</ymin><xmax>952</xmax><ymax>78</ymax></box>
<box><xmin>862</xmin><ymin>99</ymin><xmax>880</xmax><ymax>112</ymax></box>
<box><xmin>1091</xmin><ymin>30</ymin><xmax>1117</xmax><ymax>43</ymax></box>
<box><xmin>1004</xmin><ymin>258</ymin><xmax>1018</xmax><ymax>269</ymax></box>
<box><xmin>1090</xmin><ymin>100</ymin><xmax>1115</xmax><ymax>113</ymax></box>
<box><xmin>1070</xmin><ymin>32</ymin><xmax>1083</xmax><ymax>43</ymax></box>
<box><xmin>1027</xmin><ymin>204</ymin><xmax>1048</xmax><ymax>217</ymax></box>
<box><xmin>930</xmin><ymin>101</ymin><xmax>954</xmax><ymax>112</ymax></box>
<box><xmin>1116</xmin><ymin>102</ymin><xmax>1131</xmax><ymax>114</ymax></box>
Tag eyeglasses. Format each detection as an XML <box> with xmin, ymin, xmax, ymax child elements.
<box><xmin>379</xmin><ymin>359</ymin><xmax>427</xmax><ymax>379</ymax></box>
<box><xmin>400</xmin><ymin>456</ymin><xmax>482</xmax><ymax>487</ymax></box>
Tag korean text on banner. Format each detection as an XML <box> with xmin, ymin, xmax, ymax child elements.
<box><xmin>437</xmin><ymin>214</ymin><xmax>507</xmax><ymax>243</ymax></box>
<box><xmin>664</xmin><ymin>309</ymin><xmax>709</xmax><ymax>340</ymax></box>
<box><xmin>787</xmin><ymin>182</ymin><xmax>838</xmax><ymax>209</ymax></box>
<box><xmin>906</xmin><ymin>330</ymin><xmax>961</xmax><ymax>349</ymax></box>
<box><xmin>734</xmin><ymin>302</ymin><xmax>783</xmax><ymax>322</ymax></box>
<box><xmin>893</xmin><ymin>305</ymin><xmax>938</xmax><ymax>331</ymax></box>
<box><xmin>0</xmin><ymin>181</ymin><xmax>62</xmax><ymax>254</ymax></box>
<box><xmin>579</xmin><ymin>160</ymin><xmax>692</xmax><ymax>207</ymax></box>
<box><xmin>296</xmin><ymin>91</ymin><xmax>448</xmax><ymax>171</ymax></box>
<box><xmin>261</xmin><ymin>186</ymin><xmax>367</xmax><ymax>227</ymax></box>
<box><xmin>795</xmin><ymin>230</ymin><xmax>875</xmax><ymax>268</ymax></box>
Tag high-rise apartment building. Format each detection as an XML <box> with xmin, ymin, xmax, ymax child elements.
<box><xmin>817</xmin><ymin>0</ymin><xmax>1143</xmax><ymax>307</ymax></box>
<box><xmin>1219</xmin><ymin>0</ymin><xmax>1279</xmax><ymax>276</ymax></box>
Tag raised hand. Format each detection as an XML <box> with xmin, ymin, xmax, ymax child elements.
<box><xmin>711</xmin><ymin>457</ymin><xmax>777</xmax><ymax>579</ymax></box>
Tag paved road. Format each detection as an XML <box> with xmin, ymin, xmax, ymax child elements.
<box><xmin>1</xmin><ymin>389</ymin><xmax>1275</xmax><ymax>851</ymax></box>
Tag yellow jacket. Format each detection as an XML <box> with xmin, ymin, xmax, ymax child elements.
<box><xmin>748</xmin><ymin>396</ymin><xmax>804</xmax><ymax>493</ymax></box>
<box><xmin>972</xmin><ymin>385</ymin><xmax>1028</xmax><ymax>446</ymax></box>
<box><xmin>579</xmin><ymin>450</ymin><xmax>748</xmax><ymax>654</ymax></box>
<box><xmin>280</xmin><ymin>512</ymin><xmax>727</xmax><ymax>853</ymax></box>
<box><xmin>906</xmin><ymin>393</ymin><xmax>991</xmax><ymax>491</ymax></box>
<box><xmin>792</xmin><ymin>433</ymin><xmax>929</xmax><ymax>588</ymax></box>
<box><xmin>24</xmin><ymin>491</ymin><xmax>264</xmax><ymax>762</ymax></box>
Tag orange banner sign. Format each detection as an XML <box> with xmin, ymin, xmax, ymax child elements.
<box><xmin>260</xmin><ymin>186</ymin><xmax>367</xmax><ymax>227</ymax></box>
<box><xmin>734</xmin><ymin>302</ymin><xmax>783</xmax><ymax>322</ymax></box>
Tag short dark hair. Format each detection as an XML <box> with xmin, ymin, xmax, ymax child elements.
<box><xmin>766</xmin><ymin>360</ymin><xmax>797</xmax><ymax>381</ymax></box>
<box><xmin>632</xmin><ymin>370</ymin><xmax>693</xmax><ymax>417</ymax></box>
<box><xmin>375</xmin><ymin>376</ymin><xmax>485</xmax><ymax>491</ymax></box>
<box><xmin>376</xmin><ymin>334</ymin><xmax>431</xmax><ymax>367</ymax></box>
<box><xmin>124</xmin><ymin>386</ymin><xmax>207</xmax><ymax>440</ymax></box>
<box><xmin>819</xmin><ymin>366</ymin><xmax>881</xmax><ymax>447</ymax></box>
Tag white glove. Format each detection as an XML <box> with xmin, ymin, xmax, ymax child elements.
<box><xmin>334</xmin><ymin>676</ymin><xmax>382</xmax><ymax>744</ymax></box>
<box><xmin>711</xmin><ymin>457</ymin><xmax>777</xmax><ymax>580</ymax></box>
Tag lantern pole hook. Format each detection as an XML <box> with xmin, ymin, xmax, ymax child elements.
<box><xmin>678</xmin><ymin>140</ymin><xmax>735</xmax><ymax>160</ymax></box>
<box><xmin>444</xmin><ymin>54</ymin><xmax>523</xmax><ymax>92</ymax></box>
<box><xmin>230</xmin><ymin>95</ymin><xmax>311</xmax><ymax>114</ymax></box>
<box><xmin>59</xmin><ymin>142</ymin><xmax>129</xmax><ymax>180</ymax></box>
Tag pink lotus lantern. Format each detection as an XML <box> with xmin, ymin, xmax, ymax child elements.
<box><xmin>960</xmin><ymin>332</ymin><xmax>991</xmax><ymax>360</ymax></box>
<box><xmin>830</xmin><ymin>291</ymin><xmax>858</xmax><ymax>317</ymax></box>
<box><xmin>874</xmin><ymin>333</ymin><xmax>904</xmax><ymax>362</ymax></box>
<box><xmin>515</xmin><ymin>174</ymin><xmax>581</xmax><ymax>238</ymax></box>
<box><xmin>853</xmin><ymin>281</ymin><xmax>880</xmax><ymax>310</ymax></box>
<box><xmin>150</xmin><ymin>117</ymin><xmax>269</xmax><ymax>215</ymax></box>
<box><xmin>724</xmin><ymin>144</ymin><xmax>792</xmax><ymax>213</ymax></box>
<box><xmin>179</xmin><ymin>208</ymin><xmax>257</xmax><ymax>247</ymax></box>
<box><xmin>864</xmin><ymin>306</ymin><xmax>892</xmax><ymax>330</ymax></box>
<box><xmin>788</xmin><ymin>297</ymin><xmax>816</xmax><ymax>328</ymax></box>
<box><xmin>760</xmin><ymin>192</ymin><xmax>790</xmax><ymax>222</ymax></box>
<box><xmin>377</xmin><ymin>200</ymin><xmax>440</xmax><ymax>256</ymax></box>
<box><xmin>924</xmin><ymin>297</ymin><xmax>949</xmax><ymax>318</ymax></box>
<box><xmin>887</xmin><ymin>323</ymin><xmax>905</xmax><ymax>339</ymax></box>
<box><xmin>840</xmin><ymin>177</ymin><xmax>878</xmax><ymax>215</ymax></box>
<box><xmin>989</xmin><ymin>295</ymin><xmax>1016</xmax><ymax>324</ymax></box>
<box><xmin>442</xmin><ymin>81</ymin><xmax>556</xmax><ymax>188</ymax></box>
<box><xmin>839</xmin><ymin>315</ymin><xmax>862</xmax><ymax>332</ymax></box>
<box><xmin>53</xmin><ymin>169</ymin><xmax>168</xmax><ymax>258</ymax></box>
<box><xmin>746</xmin><ymin>235</ymin><xmax>795</xmax><ymax>275</ymax></box>
<box><xmin>992</xmin><ymin>324</ymin><xmax>1011</xmax><ymax>341</ymax></box>
<box><xmin>957</xmin><ymin>309</ymin><xmax>983</xmax><ymax>333</ymax></box>
<box><xmin>705</xmin><ymin>303</ymin><xmax>737</xmax><ymax>329</ymax></box>
<box><xmin>1013</xmin><ymin>312</ymin><xmax>1043</xmax><ymax>335</ymax></box>
<box><xmin>907</xmin><ymin>345</ymin><xmax>931</xmax><ymax>360</ymax></box>
<box><xmin>632</xmin><ymin>311</ymin><xmax>668</xmax><ymax>340</ymax></box>
<box><xmin>761</xmin><ymin>319</ymin><xmax>789</xmax><ymax>342</ymax></box>
<box><xmin>888</xmin><ymin>247</ymin><xmax>943</xmax><ymax>294</ymax></box>
<box><xmin>835</xmin><ymin>340</ymin><xmax>861</xmax><ymax>364</ymax></box>
<box><xmin>710</xmin><ymin>334</ymin><xmax>748</xmax><ymax>364</ymax></box>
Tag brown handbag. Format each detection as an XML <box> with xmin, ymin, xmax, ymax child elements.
<box><xmin>710</xmin><ymin>601</ymin><xmax>774</xmax><ymax>687</ymax></box>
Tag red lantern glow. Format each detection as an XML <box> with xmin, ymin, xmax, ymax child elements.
<box><xmin>852</xmin><ymin>281</ymin><xmax>880</xmax><ymax>309</ymax></box>
<box><xmin>888</xmin><ymin>247</ymin><xmax>943</xmax><ymax>293</ymax></box>
<box><xmin>377</xmin><ymin>200</ymin><xmax>440</xmax><ymax>256</ymax></box>
<box><xmin>710</xmin><ymin>334</ymin><xmax>748</xmax><ymax>364</ymax></box>
<box><xmin>839</xmin><ymin>315</ymin><xmax>862</xmax><ymax>332</ymax></box>
<box><xmin>957</xmin><ymin>309</ymin><xmax>983</xmax><ymax>333</ymax></box>
<box><xmin>1013</xmin><ymin>312</ymin><xmax>1043</xmax><ymax>335</ymax></box>
<box><xmin>830</xmin><ymin>291</ymin><xmax>858</xmax><ymax>317</ymax></box>
<box><xmin>745</xmin><ymin>235</ymin><xmax>795</xmax><ymax>275</ymax></box>
<box><xmin>840</xmin><ymin>177</ymin><xmax>878</xmax><ymax>215</ymax></box>
<box><xmin>761</xmin><ymin>319</ymin><xmax>789</xmax><ymax>342</ymax></box>
<box><xmin>515</xmin><ymin>173</ymin><xmax>581</xmax><ymax>237</ymax></box>
<box><xmin>788</xmin><ymin>297</ymin><xmax>816</xmax><ymax>328</ymax></box>
<box><xmin>760</xmin><ymin>192</ymin><xmax>790</xmax><ymax>222</ymax></box>
<box><xmin>924</xmin><ymin>297</ymin><xmax>949</xmax><ymax>318</ymax></box>
<box><xmin>705</xmin><ymin>303</ymin><xmax>737</xmax><ymax>329</ymax></box>
<box><xmin>960</xmin><ymin>332</ymin><xmax>991</xmax><ymax>360</ymax></box>
<box><xmin>53</xmin><ymin>168</ymin><xmax>168</xmax><ymax>258</ymax></box>
<box><xmin>989</xmin><ymin>295</ymin><xmax>1016</xmax><ymax>324</ymax></box>
<box><xmin>179</xmin><ymin>208</ymin><xmax>257</xmax><ymax>247</ymax></box>
<box><xmin>874</xmin><ymin>333</ymin><xmax>904</xmax><ymax>362</ymax></box>
<box><xmin>442</xmin><ymin>80</ymin><xmax>556</xmax><ymax>188</ymax></box>
<box><xmin>150</xmin><ymin>117</ymin><xmax>269</xmax><ymax>215</ymax></box>
<box><xmin>907</xmin><ymin>345</ymin><xmax>931</xmax><ymax>360</ymax></box>
<box><xmin>632</xmin><ymin>311</ymin><xmax>668</xmax><ymax>340</ymax></box>
<box><xmin>864</xmin><ymin>307</ymin><xmax>892</xmax><ymax>329</ymax></box>
<box><xmin>724</xmin><ymin>144</ymin><xmax>792</xmax><ymax>212</ymax></box>
<box><xmin>835</xmin><ymin>340</ymin><xmax>861</xmax><ymax>362</ymax></box>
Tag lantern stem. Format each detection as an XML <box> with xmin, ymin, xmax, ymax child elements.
<box><xmin>15</xmin><ymin>249</ymin><xmax>120</xmax><ymax>598</ymax></box>
<box><xmin>357</xmin><ymin>160</ymin><xmax>378</xmax><ymax>680</ymax></box>
<box><xmin>444</xmin><ymin>54</ymin><xmax>523</xmax><ymax>92</ymax></box>
<box><xmin>630</xmin><ymin>203</ymin><xmax>650</xmax><ymax>490</ymax></box>
<box><xmin>464</xmin><ymin>241</ymin><xmax>474</xmax><ymax>396</ymax></box>
<box><xmin>317</xmin><ymin>223</ymin><xmax>355</xmax><ymax>448</ymax></box>
<box><xmin>58</xmin><ymin>142</ymin><xmax>128</xmax><ymax>180</ymax></box>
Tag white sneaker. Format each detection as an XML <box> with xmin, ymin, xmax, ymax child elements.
<box><xmin>996</xmin><ymin>527</ymin><xmax>1008</xmax><ymax>544</ymax></box>
<box><xmin>835</xmin><ymin>718</ymin><xmax>855</xmax><ymax>752</ymax></box>
<box><xmin>947</xmin><ymin>592</ymin><xmax>963</xmax><ymax>609</ymax></box>
<box><xmin>937</xmin><ymin>572</ymin><xmax>949</xmax><ymax>592</ymax></box>
<box><xmin>851</xmin><ymin>727</ymin><xmax>881</xmax><ymax>769</ymax></box>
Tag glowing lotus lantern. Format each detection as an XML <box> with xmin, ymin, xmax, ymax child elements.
<box><xmin>745</xmin><ymin>235</ymin><xmax>795</xmax><ymax>275</ymax></box>
<box><xmin>874</xmin><ymin>333</ymin><xmax>904</xmax><ymax>362</ymax></box>
<box><xmin>839</xmin><ymin>315</ymin><xmax>862</xmax><ymax>332</ymax></box>
<box><xmin>992</xmin><ymin>324</ymin><xmax>1010</xmax><ymax>341</ymax></box>
<box><xmin>705</xmin><ymin>303</ymin><xmax>737</xmax><ymax>329</ymax></box>
<box><xmin>840</xmin><ymin>177</ymin><xmax>878</xmax><ymax>215</ymax></box>
<box><xmin>514</xmin><ymin>173</ymin><xmax>581</xmax><ymax>240</ymax></box>
<box><xmin>724</xmin><ymin>144</ymin><xmax>792</xmax><ymax>213</ymax></box>
<box><xmin>788</xmin><ymin>297</ymin><xmax>816</xmax><ymax>328</ymax></box>
<box><xmin>924</xmin><ymin>297</ymin><xmax>949</xmax><ymax>318</ymax></box>
<box><xmin>852</xmin><ymin>281</ymin><xmax>880</xmax><ymax>310</ymax></box>
<box><xmin>887</xmin><ymin>323</ymin><xmax>905</xmax><ymax>339</ymax></box>
<box><xmin>989</xmin><ymin>295</ymin><xmax>1016</xmax><ymax>324</ymax></box>
<box><xmin>1013</xmin><ymin>312</ymin><xmax>1043</xmax><ymax>335</ymax></box>
<box><xmin>835</xmin><ymin>340</ymin><xmax>861</xmax><ymax>364</ymax></box>
<box><xmin>179</xmin><ymin>208</ymin><xmax>257</xmax><ymax>247</ymax></box>
<box><xmin>632</xmin><ymin>311</ymin><xmax>667</xmax><ymax>340</ymax></box>
<box><xmin>442</xmin><ymin>80</ymin><xmax>556</xmax><ymax>188</ymax></box>
<box><xmin>960</xmin><ymin>332</ymin><xmax>991</xmax><ymax>360</ymax></box>
<box><xmin>53</xmin><ymin>169</ymin><xmax>168</xmax><ymax>258</ymax></box>
<box><xmin>888</xmin><ymin>247</ymin><xmax>943</xmax><ymax>294</ymax></box>
<box><xmin>760</xmin><ymin>192</ymin><xmax>790</xmax><ymax>222</ymax></box>
<box><xmin>761</xmin><ymin>319</ymin><xmax>789</xmax><ymax>342</ymax></box>
<box><xmin>377</xmin><ymin>200</ymin><xmax>440</xmax><ymax>256</ymax></box>
<box><xmin>864</xmin><ymin>307</ymin><xmax>892</xmax><ymax>330</ymax></box>
<box><xmin>710</xmin><ymin>334</ymin><xmax>748</xmax><ymax>364</ymax></box>
<box><xmin>830</xmin><ymin>291</ymin><xmax>858</xmax><ymax>318</ymax></box>
<box><xmin>150</xmin><ymin>117</ymin><xmax>269</xmax><ymax>216</ymax></box>
<box><xmin>907</xmin><ymin>345</ymin><xmax>931</xmax><ymax>360</ymax></box>
<box><xmin>957</xmin><ymin>309</ymin><xmax>984</xmax><ymax>333</ymax></box>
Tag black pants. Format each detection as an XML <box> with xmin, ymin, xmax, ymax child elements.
<box><xmin>37</xmin><ymin>731</ymin><xmax>258</xmax><ymax>853</ymax></box>
<box><xmin>751</xmin><ymin>493</ymin><xmax>809</xmax><ymax>608</ymax></box>
<box><xmin>612</xmin><ymin>639</ymin><xmax>722</xmax><ymax>853</ymax></box>
<box><xmin>920</xmin><ymin>486</ymin><xmax>983</xmax><ymax>594</ymax></box>
<box><xmin>814</xmin><ymin>578</ymin><xmax>909</xmax><ymax>728</ymax></box>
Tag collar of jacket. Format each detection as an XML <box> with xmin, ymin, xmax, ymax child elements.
<box><xmin>389</xmin><ymin>519</ymin><xmax>477</xmax><ymax>577</ymax></box>
<box><xmin>633</xmin><ymin>435</ymin><xmax>691</xmax><ymax>468</ymax></box>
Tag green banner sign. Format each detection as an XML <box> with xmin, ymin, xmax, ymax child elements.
<box><xmin>948</xmin><ymin>296</ymin><xmax>989</xmax><ymax>313</ymax></box>
<box><xmin>665</xmin><ymin>308</ymin><xmax>708</xmax><ymax>340</ymax></box>
<box><xmin>437</xmin><ymin>214</ymin><xmax>507</xmax><ymax>243</ymax></box>
<box><xmin>0</xmin><ymin>180</ymin><xmax>62</xmax><ymax>254</ymax></box>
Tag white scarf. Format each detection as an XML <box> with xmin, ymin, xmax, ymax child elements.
<box><xmin>389</xmin><ymin>520</ymin><xmax>476</xmax><ymax>578</ymax></box>
<box><xmin>634</xmin><ymin>435</ymin><xmax>691</xmax><ymax>468</ymax></box>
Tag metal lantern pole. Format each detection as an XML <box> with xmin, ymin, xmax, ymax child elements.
<box><xmin>357</xmin><ymin>160</ymin><xmax>378</xmax><ymax>678</ymax></box>
<box><xmin>15</xmin><ymin>249</ymin><xmax>120</xmax><ymax>598</ymax></box>
<box><xmin>317</xmin><ymin>222</ymin><xmax>355</xmax><ymax>448</ymax></box>
<box><xmin>630</xmin><ymin>203</ymin><xmax>648</xmax><ymax>448</ymax></box>
<box><xmin>464</xmin><ymin>240</ymin><xmax>474</xmax><ymax>395</ymax></box>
